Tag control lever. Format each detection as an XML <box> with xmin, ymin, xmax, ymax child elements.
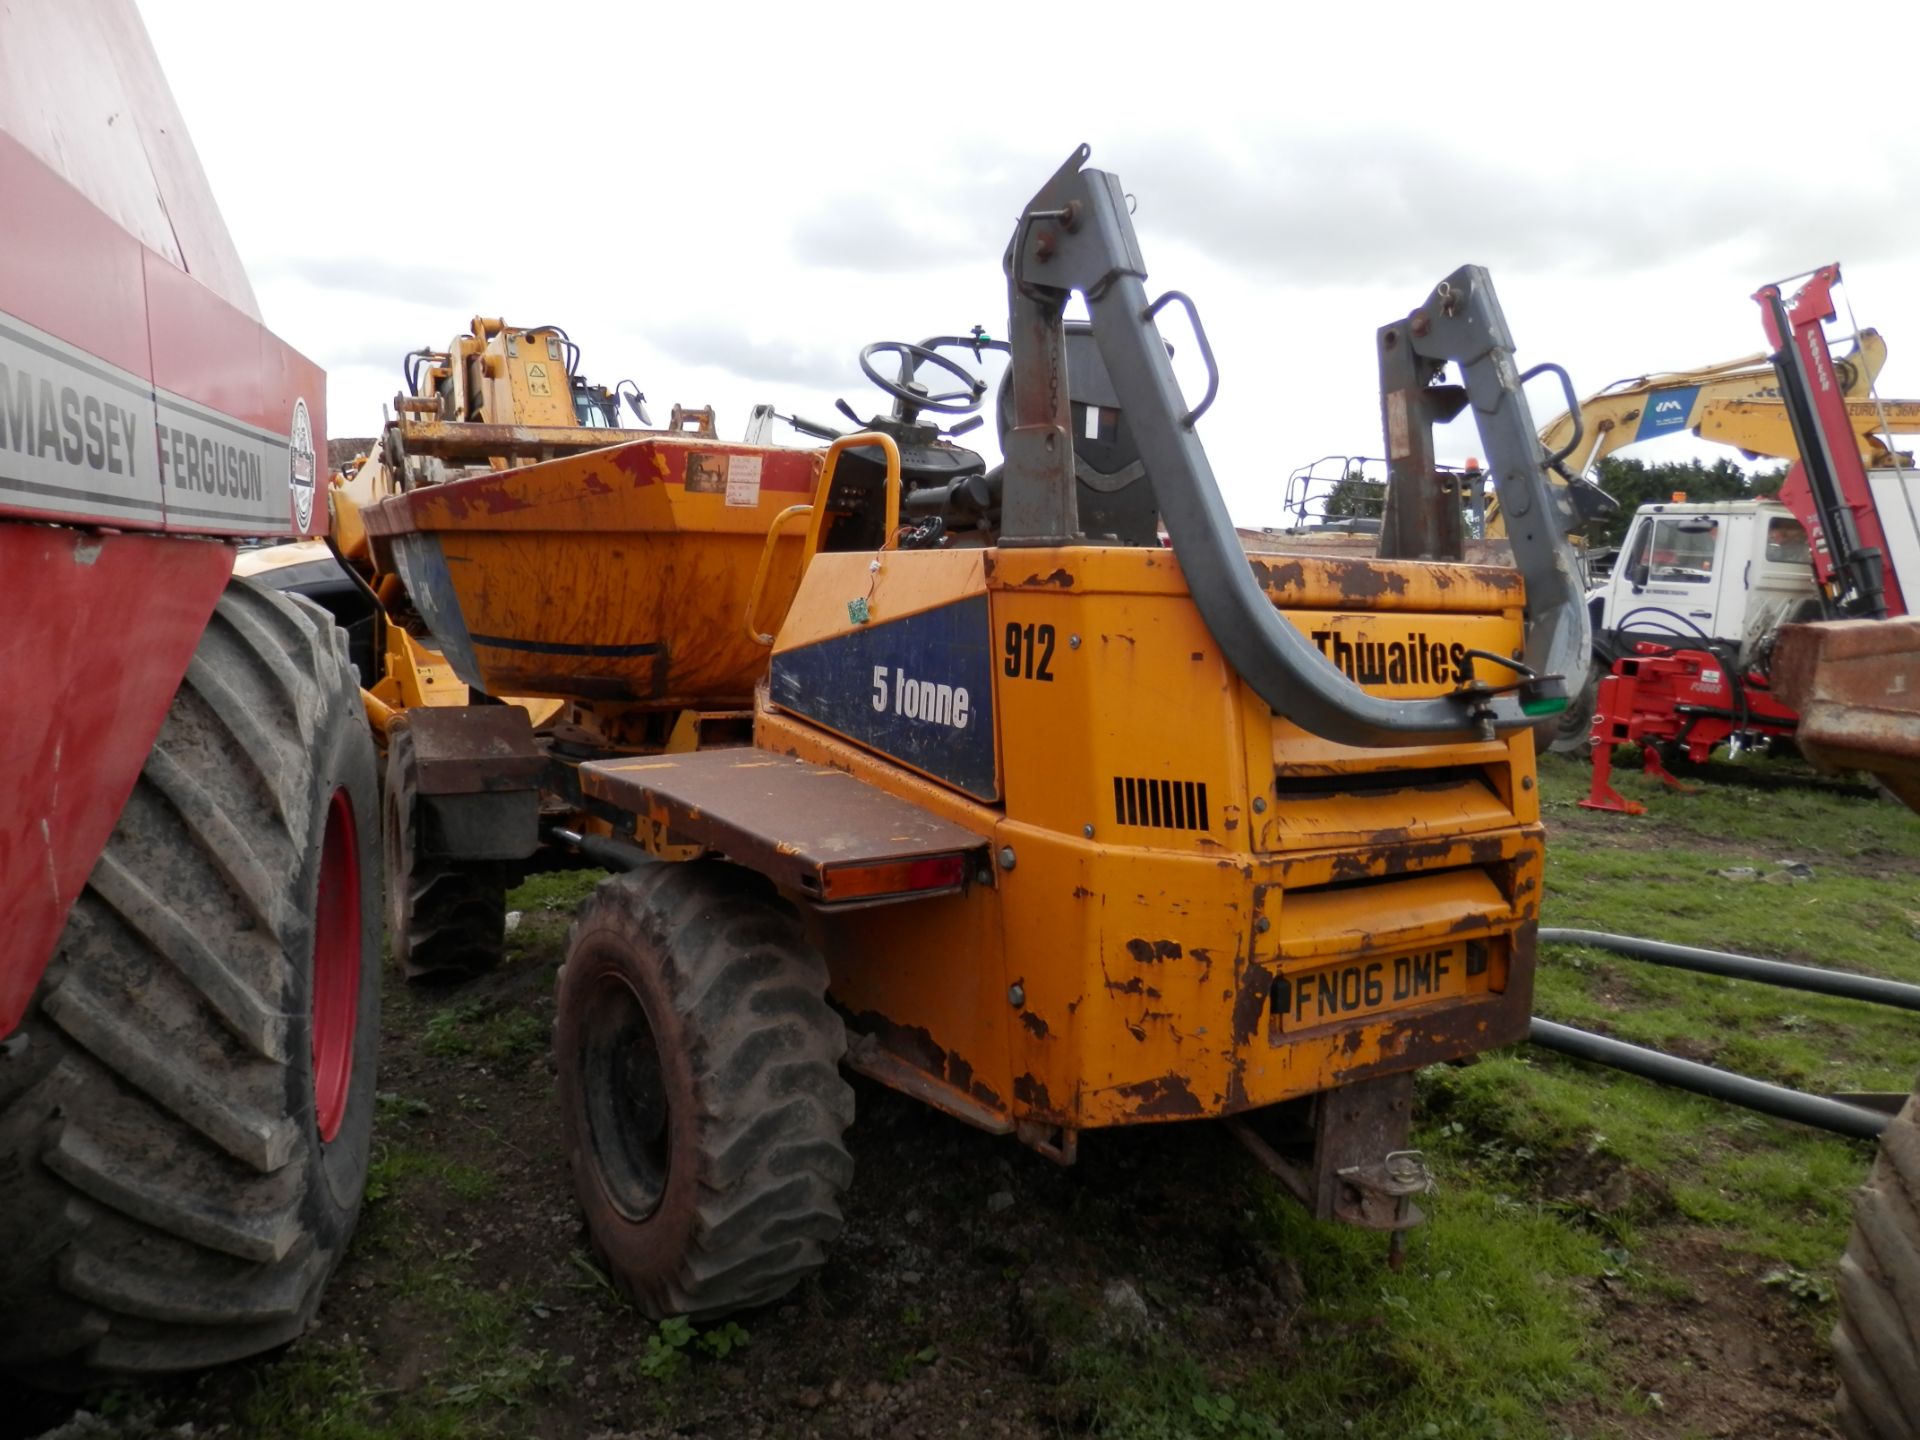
<box><xmin>784</xmin><ymin>413</ymin><xmax>844</xmax><ymax>442</ymax></box>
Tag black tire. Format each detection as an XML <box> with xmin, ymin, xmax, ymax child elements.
<box><xmin>1833</xmin><ymin>1075</ymin><xmax>1920</xmax><ymax>1440</ymax></box>
<box><xmin>0</xmin><ymin>579</ymin><xmax>381</xmax><ymax>1385</ymax></box>
<box><xmin>383</xmin><ymin>722</ymin><xmax>506</xmax><ymax>983</ymax></box>
<box><xmin>555</xmin><ymin>862</ymin><xmax>854</xmax><ymax>1319</ymax></box>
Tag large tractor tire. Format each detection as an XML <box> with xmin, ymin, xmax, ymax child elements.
<box><xmin>1834</xmin><ymin>1075</ymin><xmax>1920</xmax><ymax>1440</ymax></box>
<box><xmin>0</xmin><ymin>580</ymin><xmax>381</xmax><ymax>1385</ymax></box>
<box><xmin>383</xmin><ymin>722</ymin><xmax>506</xmax><ymax>983</ymax></box>
<box><xmin>555</xmin><ymin>862</ymin><xmax>854</xmax><ymax>1319</ymax></box>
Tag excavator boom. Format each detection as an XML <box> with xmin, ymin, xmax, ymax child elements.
<box><xmin>1488</xmin><ymin>328</ymin><xmax>1915</xmax><ymax>540</ymax></box>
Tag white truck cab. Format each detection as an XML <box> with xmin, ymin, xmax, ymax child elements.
<box><xmin>1598</xmin><ymin>500</ymin><xmax>1820</xmax><ymax>671</ymax></box>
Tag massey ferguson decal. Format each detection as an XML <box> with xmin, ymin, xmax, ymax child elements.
<box><xmin>290</xmin><ymin>397</ymin><xmax>317</xmax><ymax>532</ymax></box>
<box><xmin>0</xmin><ymin>312</ymin><xmax>158</xmax><ymax>523</ymax></box>
<box><xmin>0</xmin><ymin>307</ymin><xmax>299</xmax><ymax>534</ymax></box>
<box><xmin>152</xmin><ymin>390</ymin><xmax>292</xmax><ymax>530</ymax></box>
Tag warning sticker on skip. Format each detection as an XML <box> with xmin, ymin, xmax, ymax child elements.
<box><xmin>725</xmin><ymin>454</ymin><xmax>763</xmax><ymax>507</ymax></box>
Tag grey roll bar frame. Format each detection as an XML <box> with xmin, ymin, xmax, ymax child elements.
<box><xmin>997</xmin><ymin>145</ymin><xmax>1591</xmax><ymax>746</ymax></box>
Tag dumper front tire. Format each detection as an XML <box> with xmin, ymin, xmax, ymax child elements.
<box><xmin>556</xmin><ymin>863</ymin><xmax>854</xmax><ymax>1319</ymax></box>
<box><xmin>1834</xmin><ymin>1074</ymin><xmax>1920</xmax><ymax>1440</ymax></box>
<box><xmin>383</xmin><ymin>722</ymin><xmax>507</xmax><ymax>983</ymax></box>
<box><xmin>0</xmin><ymin>580</ymin><xmax>381</xmax><ymax>1386</ymax></box>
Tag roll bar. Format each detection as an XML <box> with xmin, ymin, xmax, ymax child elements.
<box><xmin>999</xmin><ymin>146</ymin><xmax>1589</xmax><ymax>745</ymax></box>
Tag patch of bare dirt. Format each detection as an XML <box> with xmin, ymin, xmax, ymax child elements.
<box><xmin>1557</xmin><ymin>1231</ymin><xmax>1840</xmax><ymax>1440</ymax></box>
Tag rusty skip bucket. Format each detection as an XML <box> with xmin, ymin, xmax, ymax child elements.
<box><xmin>1771</xmin><ymin>616</ymin><xmax>1920</xmax><ymax>812</ymax></box>
<box><xmin>363</xmin><ymin>436</ymin><xmax>822</xmax><ymax>708</ymax></box>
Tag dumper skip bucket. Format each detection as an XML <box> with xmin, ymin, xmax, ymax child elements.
<box><xmin>363</xmin><ymin>436</ymin><xmax>820</xmax><ymax>708</ymax></box>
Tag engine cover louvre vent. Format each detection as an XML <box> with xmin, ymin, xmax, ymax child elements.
<box><xmin>1112</xmin><ymin>776</ymin><xmax>1209</xmax><ymax>831</ymax></box>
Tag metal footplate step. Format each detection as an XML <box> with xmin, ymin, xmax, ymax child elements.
<box><xmin>578</xmin><ymin>750</ymin><xmax>989</xmax><ymax>906</ymax></box>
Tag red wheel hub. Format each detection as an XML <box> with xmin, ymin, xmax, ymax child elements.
<box><xmin>311</xmin><ymin>788</ymin><xmax>362</xmax><ymax>1143</ymax></box>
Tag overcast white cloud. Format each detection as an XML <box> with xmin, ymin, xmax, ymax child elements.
<box><xmin>256</xmin><ymin>256</ymin><xmax>489</xmax><ymax>308</ymax></box>
<box><xmin>137</xmin><ymin>0</ymin><xmax>1920</xmax><ymax>525</ymax></box>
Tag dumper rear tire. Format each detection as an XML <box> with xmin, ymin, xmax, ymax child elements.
<box><xmin>383</xmin><ymin>723</ymin><xmax>507</xmax><ymax>983</ymax></box>
<box><xmin>1833</xmin><ymin>1073</ymin><xmax>1920</xmax><ymax>1440</ymax></box>
<box><xmin>555</xmin><ymin>862</ymin><xmax>854</xmax><ymax>1319</ymax></box>
<box><xmin>0</xmin><ymin>580</ymin><xmax>381</xmax><ymax>1386</ymax></box>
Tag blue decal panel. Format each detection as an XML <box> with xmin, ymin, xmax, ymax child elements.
<box><xmin>771</xmin><ymin>594</ymin><xmax>998</xmax><ymax>801</ymax></box>
<box><xmin>1633</xmin><ymin>384</ymin><xmax>1701</xmax><ymax>443</ymax></box>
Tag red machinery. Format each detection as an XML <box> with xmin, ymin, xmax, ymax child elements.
<box><xmin>1581</xmin><ymin>645</ymin><xmax>1799</xmax><ymax>813</ymax></box>
<box><xmin>1764</xmin><ymin>267</ymin><xmax>1912</xmax><ymax>623</ymax></box>
<box><xmin>1581</xmin><ymin>265</ymin><xmax>1917</xmax><ymax>813</ymax></box>
<box><xmin>0</xmin><ymin>0</ymin><xmax>381</xmax><ymax>1383</ymax></box>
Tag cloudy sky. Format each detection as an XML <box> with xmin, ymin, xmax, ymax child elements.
<box><xmin>139</xmin><ymin>0</ymin><xmax>1920</xmax><ymax>526</ymax></box>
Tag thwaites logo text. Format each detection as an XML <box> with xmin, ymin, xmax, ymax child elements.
<box><xmin>1309</xmin><ymin>629</ymin><xmax>1473</xmax><ymax>687</ymax></box>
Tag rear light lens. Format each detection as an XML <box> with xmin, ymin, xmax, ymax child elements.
<box><xmin>820</xmin><ymin>853</ymin><xmax>968</xmax><ymax>902</ymax></box>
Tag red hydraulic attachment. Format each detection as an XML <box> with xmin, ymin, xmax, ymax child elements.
<box><xmin>1756</xmin><ymin>265</ymin><xmax>1908</xmax><ymax>621</ymax></box>
<box><xmin>1580</xmin><ymin>644</ymin><xmax>1799</xmax><ymax>814</ymax></box>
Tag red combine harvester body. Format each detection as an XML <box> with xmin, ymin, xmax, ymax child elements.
<box><xmin>2</xmin><ymin>1</ymin><xmax>328</xmax><ymax>1011</ymax></box>
<box><xmin>1</xmin><ymin>0</ymin><xmax>381</xmax><ymax>1383</ymax></box>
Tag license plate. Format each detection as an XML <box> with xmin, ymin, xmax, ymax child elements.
<box><xmin>1270</xmin><ymin>942</ymin><xmax>1485</xmax><ymax>1033</ymax></box>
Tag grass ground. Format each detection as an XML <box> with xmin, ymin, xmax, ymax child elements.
<box><xmin>9</xmin><ymin>754</ymin><xmax>1915</xmax><ymax>1440</ymax></box>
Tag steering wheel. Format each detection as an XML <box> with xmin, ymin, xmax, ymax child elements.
<box><xmin>858</xmin><ymin>341</ymin><xmax>987</xmax><ymax>416</ymax></box>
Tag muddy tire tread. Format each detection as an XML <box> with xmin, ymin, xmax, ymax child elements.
<box><xmin>0</xmin><ymin>581</ymin><xmax>377</xmax><ymax>1383</ymax></box>
<box><xmin>1834</xmin><ymin>1074</ymin><xmax>1920</xmax><ymax>1440</ymax></box>
<box><xmin>561</xmin><ymin>862</ymin><xmax>854</xmax><ymax>1319</ymax></box>
<box><xmin>385</xmin><ymin>724</ymin><xmax>506</xmax><ymax>982</ymax></box>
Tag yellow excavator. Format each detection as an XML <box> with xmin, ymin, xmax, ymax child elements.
<box><xmin>1528</xmin><ymin>328</ymin><xmax>1904</xmax><ymax>474</ymax></box>
<box><xmin>1276</xmin><ymin>335</ymin><xmax>1913</xmax><ymax>556</ymax></box>
<box><xmin>1487</xmin><ymin>330</ymin><xmax>1914</xmax><ymax>540</ymax></box>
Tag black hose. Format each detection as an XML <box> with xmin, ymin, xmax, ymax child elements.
<box><xmin>1540</xmin><ymin>928</ymin><xmax>1920</xmax><ymax>1011</ymax></box>
<box><xmin>323</xmin><ymin>532</ymin><xmax>386</xmax><ymax>675</ymax></box>
<box><xmin>523</xmin><ymin>325</ymin><xmax>580</xmax><ymax>376</ymax></box>
<box><xmin>548</xmin><ymin>826</ymin><xmax>648</xmax><ymax>872</ymax></box>
<box><xmin>1529</xmin><ymin>1019</ymin><xmax>1886</xmax><ymax>1139</ymax></box>
<box><xmin>403</xmin><ymin>348</ymin><xmax>437</xmax><ymax>396</ymax></box>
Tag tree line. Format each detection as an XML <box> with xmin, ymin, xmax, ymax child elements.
<box><xmin>1315</xmin><ymin>456</ymin><xmax>1789</xmax><ymax>548</ymax></box>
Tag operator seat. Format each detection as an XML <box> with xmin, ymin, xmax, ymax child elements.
<box><xmin>993</xmin><ymin>321</ymin><xmax>1163</xmax><ymax>546</ymax></box>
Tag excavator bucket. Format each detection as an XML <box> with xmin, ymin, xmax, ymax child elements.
<box><xmin>1771</xmin><ymin>618</ymin><xmax>1920</xmax><ymax>812</ymax></box>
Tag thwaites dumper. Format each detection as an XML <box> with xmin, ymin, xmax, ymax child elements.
<box><xmin>0</xmin><ymin>0</ymin><xmax>382</xmax><ymax>1386</ymax></box>
<box><xmin>360</xmin><ymin>145</ymin><xmax>1590</xmax><ymax>1315</ymax></box>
